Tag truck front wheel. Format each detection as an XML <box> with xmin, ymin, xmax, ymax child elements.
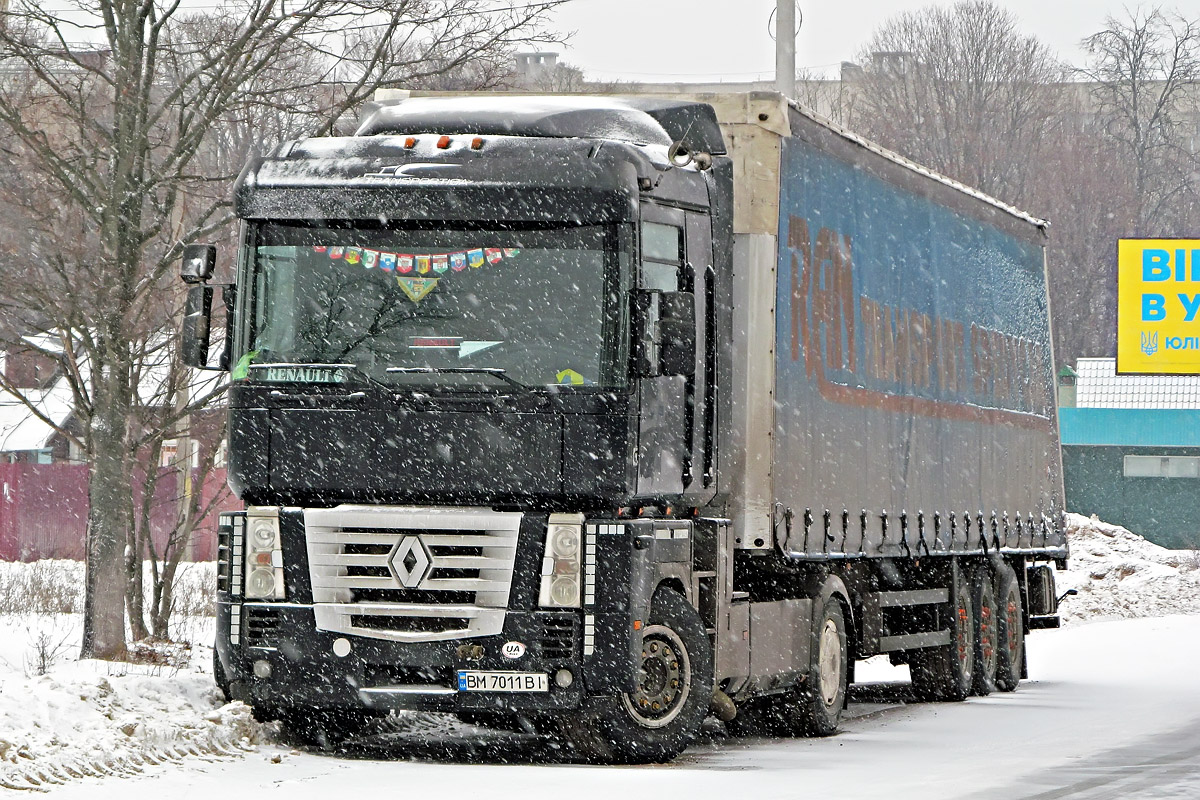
<box><xmin>564</xmin><ymin>587</ymin><xmax>713</xmax><ymax>763</ymax></box>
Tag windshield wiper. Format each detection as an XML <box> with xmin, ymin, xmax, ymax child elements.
<box><xmin>385</xmin><ymin>366</ymin><xmax>531</xmax><ymax>390</ymax></box>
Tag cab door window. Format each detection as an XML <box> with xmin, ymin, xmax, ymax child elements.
<box><xmin>641</xmin><ymin>221</ymin><xmax>683</xmax><ymax>292</ymax></box>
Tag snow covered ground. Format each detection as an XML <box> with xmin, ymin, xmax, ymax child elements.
<box><xmin>2</xmin><ymin>514</ymin><xmax>1199</xmax><ymax>797</ymax></box>
<box><xmin>0</xmin><ymin>561</ymin><xmax>267</xmax><ymax>792</ymax></box>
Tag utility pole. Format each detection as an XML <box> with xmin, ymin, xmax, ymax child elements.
<box><xmin>775</xmin><ymin>0</ymin><xmax>796</xmax><ymax>99</ymax></box>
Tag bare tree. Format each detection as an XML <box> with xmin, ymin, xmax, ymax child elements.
<box><xmin>1079</xmin><ymin>7</ymin><xmax>1200</xmax><ymax>236</ymax></box>
<box><xmin>0</xmin><ymin>0</ymin><xmax>565</xmax><ymax>660</ymax></box>
<box><xmin>1029</xmin><ymin>108</ymin><xmax>1137</xmax><ymax>365</ymax></box>
<box><xmin>850</xmin><ymin>0</ymin><xmax>1064</xmax><ymax>204</ymax></box>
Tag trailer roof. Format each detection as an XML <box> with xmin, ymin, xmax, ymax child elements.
<box><xmin>370</xmin><ymin>90</ymin><xmax>1049</xmax><ymax>234</ymax></box>
<box><xmin>785</xmin><ymin>98</ymin><xmax>1049</xmax><ymax>232</ymax></box>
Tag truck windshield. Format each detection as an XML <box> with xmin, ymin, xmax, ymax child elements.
<box><xmin>243</xmin><ymin>222</ymin><xmax>628</xmax><ymax>389</ymax></box>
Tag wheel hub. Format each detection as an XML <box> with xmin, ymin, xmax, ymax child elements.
<box><xmin>956</xmin><ymin>591</ymin><xmax>972</xmax><ymax>672</ymax></box>
<box><xmin>1005</xmin><ymin>593</ymin><xmax>1021</xmax><ymax>655</ymax></box>
<box><xmin>817</xmin><ymin>619</ymin><xmax>842</xmax><ymax>707</ymax></box>
<box><xmin>621</xmin><ymin>624</ymin><xmax>691</xmax><ymax>728</ymax></box>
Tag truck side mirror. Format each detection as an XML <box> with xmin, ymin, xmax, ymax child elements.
<box><xmin>633</xmin><ymin>290</ymin><xmax>696</xmax><ymax>377</ymax></box>
<box><xmin>182</xmin><ymin>285</ymin><xmax>213</xmax><ymax>368</ymax></box>
<box><xmin>181</xmin><ymin>244</ymin><xmax>216</xmax><ymax>284</ymax></box>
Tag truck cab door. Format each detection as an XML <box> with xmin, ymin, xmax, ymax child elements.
<box><xmin>636</xmin><ymin>206</ymin><xmax>712</xmax><ymax>500</ymax></box>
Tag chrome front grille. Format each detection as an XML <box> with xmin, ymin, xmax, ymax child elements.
<box><xmin>305</xmin><ymin>506</ymin><xmax>522</xmax><ymax>643</ymax></box>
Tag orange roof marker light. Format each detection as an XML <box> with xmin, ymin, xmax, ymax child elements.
<box><xmin>403</xmin><ymin>136</ymin><xmax>417</xmax><ymax>148</ymax></box>
<box><xmin>436</xmin><ymin>135</ymin><xmax>451</xmax><ymax>149</ymax></box>
<box><xmin>470</xmin><ymin>137</ymin><xmax>485</xmax><ymax>150</ymax></box>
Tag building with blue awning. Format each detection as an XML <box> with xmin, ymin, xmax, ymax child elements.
<box><xmin>1060</xmin><ymin>358</ymin><xmax>1200</xmax><ymax>548</ymax></box>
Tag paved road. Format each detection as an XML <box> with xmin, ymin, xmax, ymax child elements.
<box><xmin>51</xmin><ymin>616</ymin><xmax>1200</xmax><ymax>800</ymax></box>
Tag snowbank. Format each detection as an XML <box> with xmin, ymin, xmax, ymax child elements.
<box><xmin>1059</xmin><ymin>512</ymin><xmax>1200</xmax><ymax>624</ymax></box>
<box><xmin>0</xmin><ymin>613</ymin><xmax>267</xmax><ymax>792</ymax></box>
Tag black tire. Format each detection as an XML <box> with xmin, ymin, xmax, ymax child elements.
<box><xmin>797</xmin><ymin>599</ymin><xmax>848</xmax><ymax>736</ymax></box>
<box><xmin>724</xmin><ymin>600</ymin><xmax>847</xmax><ymax>738</ymax></box>
<box><xmin>910</xmin><ymin>564</ymin><xmax>973</xmax><ymax>701</ymax></box>
<box><xmin>971</xmin><ymin>565</ymin><xmax>998</xmax><ymax>696</ymax></box>
<box><xmin>212</xmin><ymin>649</ymin><xmax>232</xmax><ymax>702</ymax></box>
<box><xmin>994</xmin><ymin>563</ymin><xmax>1024</xmax><ymax>692</ymax></box>
<box><xmin>561</xmin><ymin>587</ymin><xmax>713</xmax><ymax>764</ymax></box>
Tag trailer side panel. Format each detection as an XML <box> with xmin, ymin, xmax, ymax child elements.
<box><xmin>772</xmin><ymin>124</ymin><xmax>1064</xmax><ymax>558</ymax></box>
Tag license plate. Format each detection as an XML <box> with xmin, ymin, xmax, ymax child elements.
<box><xmin>457</xmin><ymin>671</ymin><xmax>549</xmax><ymax>692</ymax></box>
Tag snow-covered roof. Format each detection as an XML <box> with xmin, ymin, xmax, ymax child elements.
<box><xmin>1075</xmin><ymin>357</ymin><xmax>1200</xmax><ymax>409</ymax></box>
<box><xmin>0</xmin><ymin>332</ymin><xmax>226</xmax><ymax>454</ymax></box>
<box><xmin>0</xmin><ymin>389</ymin><xmax>73</xmax><ymax>451</ymax></box>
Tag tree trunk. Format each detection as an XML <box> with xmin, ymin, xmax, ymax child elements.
<box><xmin>151</xmin><ymin>555</ymin><xmax>182</xmax><ymax>639</ymax></box>
<box><xmin>125</xmin><ymin>528</ymin><xmax>149</xmax><ymax>642</ymax></box>
<box><xmin>81</xmin><ymin>369</ymin><xmax>133</xmax><ymax>660</ymax></box>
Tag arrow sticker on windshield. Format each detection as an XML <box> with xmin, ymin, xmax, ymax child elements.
<box><xmin>459</xmin><ymin>341</ymin><xmax>502</xmax><ymax>357</ymax></box>
<box><xmin>397</xmin><ymin>275</ymin><xmax>438</xmax><ymax>303</ymax></box>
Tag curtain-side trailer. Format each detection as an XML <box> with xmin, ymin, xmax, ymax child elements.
<box><xmin>181</xmin><ymin>91</ymin><xmax>1067</xmax><ymax>763</ymax></box>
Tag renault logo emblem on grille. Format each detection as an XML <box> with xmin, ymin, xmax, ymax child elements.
<box><xmin>387</xmin><ymin>535</ymin><xmax>432</xmax><ymax>588</ymax></box>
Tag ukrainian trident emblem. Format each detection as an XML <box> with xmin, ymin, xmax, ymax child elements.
<box><xmin>1142</xmin><ymin>331</ymin><xmax>1159</xmax><ymax>356</ymax></box>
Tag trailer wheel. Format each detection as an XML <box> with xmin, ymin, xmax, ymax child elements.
<box><xmin>971</xmin><ymin>566</ymin><xmax>998</xmax><ymax>696</ymax></box>
<box><xmin>910</xmin><ymin>566</ymin><xmax>974</xmax><ymax>701</ymax></box>
<box><xmin>994</xmin><ymin>563</ymin><xmax>1024</xmax><ymax>692</ymax></box>
<box><xmin>562</xmin><ymin>587</ymin><xmax>713</xmax><ymax>763</ymax></box>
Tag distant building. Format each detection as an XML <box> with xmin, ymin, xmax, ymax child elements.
<box><xmin>1059</xmin><ymin>357</ymin><xmax>1200</xmax><ymax>548</ymax></box>
<box><xmin>514</xmin><ymin>52</ymin><xmax>559</xmax><ymax>81</ymax></box>
<box><xmin>0</xmin><ymin>334</ymin><xmax>235</xmax><ymax>561</ymax></box>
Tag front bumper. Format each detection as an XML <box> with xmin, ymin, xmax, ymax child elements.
<box><xmin>216</xmin><ymin>601</ymin><xmax>613</xmax><ymax>714</ymax></box>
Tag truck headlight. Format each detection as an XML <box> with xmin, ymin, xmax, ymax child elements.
<box><xmin>539</xmin><ymin>514</ymin><xmax>584</xmax><ymax>608</ymax></box>
<box><xmin>244</xmin><ymin>508</ymin><xmax>285</xmax><ymax>600</ymax></box>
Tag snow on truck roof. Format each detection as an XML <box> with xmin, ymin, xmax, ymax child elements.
<box><xmin>356</xmin><ymin>95</ymin><xmax>726</xmax><ymax>156</ymax></box>
<box><xmin>362</xmin><ymin>91</ymin><xmax>1047</xmax><ymax>233</ymax></box>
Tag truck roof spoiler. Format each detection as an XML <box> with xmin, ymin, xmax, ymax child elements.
<box><xmin>355</xmin><ymin>94</ymin><xmax>726</xmax><ymax>157</ymax></box>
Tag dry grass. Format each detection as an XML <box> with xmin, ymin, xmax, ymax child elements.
<box><xmin>0</xmin><ymin>559</ymin><xmax>216</xmax><ymax>619</ymax></box>
<box><xmin>0</xmin><ymin>560</ymin><xmax>82</xmax><ymax>615</ymax></box>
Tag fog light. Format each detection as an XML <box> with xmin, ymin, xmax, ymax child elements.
<box><xmin>253</xmin><ymin>659</ymin><xmax>272</xmax><ymax>679</ymax></box>
<box><xmin>554</xmin><ymin>669</ymin><xmax>574</xmax><ymax>688</ymax></box>
<box><xmin>549</xmin><ymin>576</ymin><xmax>579</xmax><ymax>607</ymax></box>
<box><xmin>246</xmin><ymin>568</ymin><xmax>275</xmax><ymax>597</ymax></box>
<box><xmin>332</xmin><ymin>638</ymin><xmax>351</xmax><ymax>657</ymax></box>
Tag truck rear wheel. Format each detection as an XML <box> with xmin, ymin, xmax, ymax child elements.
<box><xmin>725</xmin><ymin>598</ymin><xmax>847</xmax><ymax>738</ymax></box>
<box><xmin>910</xmin><ymin>566</ymin><xmax>973</xmax><ymax>701</ymax></box>
<box><xmin>562</xmin><ymin>587</ymin><xmax>713</xmax><ymax>763</ymax></box>
<box><xmin>796</xmin><ymin>598</ymin><xmax>848</xmax><ymax>736</ymax></box>
<box><xmin>971</xmin><ymin>565</ymin><xmax>998</xmax><ymax>696</ymax></box>
<box><xmin>994</xmin><ymin>563</ymin><xmax>1024</xmax><ymax>692</ymax></box>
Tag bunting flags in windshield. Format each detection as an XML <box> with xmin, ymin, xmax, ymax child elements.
<box><xmin>310</xmin><ymin>244</ymin><xmax>523</xmax><ymax>304</ymax></box>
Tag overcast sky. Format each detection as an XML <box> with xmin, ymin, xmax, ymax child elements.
<box><xmin>548</xmin><ymin>0</ymin><xmax>1162</xmax><ymax>82</ymax></box>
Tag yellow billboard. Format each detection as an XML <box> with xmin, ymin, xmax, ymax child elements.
<box><xmin>1117</xmin><ymin>239</ymin><xmax>1200</xmax><ymax>374</ymax></box>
